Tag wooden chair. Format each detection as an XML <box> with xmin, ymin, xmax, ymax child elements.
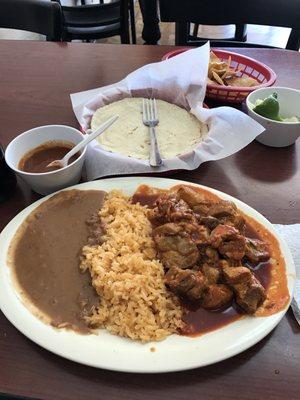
<box><xmin>53</xmin><ymin>0</ymin><xmax>132</xmax><ymax>43</ymax></box>
<box><xmin>159</xmin><ymin>0</ymin><xmax>300</xmax><ymax>50</ymax></box>
<box><xmin>0</xmin><ymin>0</ymin><xmax>62</xmax><ymax>41</ymax></box>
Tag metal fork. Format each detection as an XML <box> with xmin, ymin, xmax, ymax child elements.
<box><xmin>142</xmin><ymin>98</ymin><xmax>163</xmax><ymax>167</ymax></box>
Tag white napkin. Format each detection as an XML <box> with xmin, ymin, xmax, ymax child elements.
<box><xmin>70</xmin><ymin>44</ymin><xmax>265</xmax><ymax>181</ymax></box>
<box><xmin>274</xmin><ymin>224</ymin><xmax>300</xmax><ymax>324</ymax></box>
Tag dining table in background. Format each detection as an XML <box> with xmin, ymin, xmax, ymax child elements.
<box><xmin>0</xmin><ymin>41</ymin><xmax>299</xmax><ymax>400</ymax></box>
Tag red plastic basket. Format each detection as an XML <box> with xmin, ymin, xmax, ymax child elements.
<box><xmin>162</xmin><ymin>48</ymin><xmax>277</xmax><ymax>104</ymax></box>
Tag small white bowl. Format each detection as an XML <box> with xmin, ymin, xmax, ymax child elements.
<box><xmin>246</xmin><ymin>87</ymin><xmax>300</xmax><ymax>147</ymax></box>
<box><xmin>5</xmin><ymin>125</ymin><xmax>86</xmax><ymax>195</ymax></box>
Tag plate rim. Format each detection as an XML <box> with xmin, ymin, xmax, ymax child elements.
<box><xmin>0</xmin><ymin>177</ymin><xmax>295</xmax><ymax>373</ymax></box>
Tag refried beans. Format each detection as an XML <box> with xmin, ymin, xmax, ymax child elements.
<box><xmin>8</xmin><ymin>189</ymin><xmax>106</xmax><ymax>333</ymax></box>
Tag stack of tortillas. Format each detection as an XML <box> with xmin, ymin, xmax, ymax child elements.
<box><xmin>91</xmin><ymin>98</ymin><xmax>207</xmax><ymax>160</ymax></box>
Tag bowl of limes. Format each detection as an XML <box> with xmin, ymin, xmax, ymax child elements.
<box><xmin>246</xmin><ymin>87</ymin><xmax>300</xmax><ymax>147</ymax></box>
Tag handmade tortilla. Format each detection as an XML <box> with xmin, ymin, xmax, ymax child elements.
<box><xmin>91</xmin><ymin>98</ymin><xmax>207</xmax><ymax>160</ymax></box>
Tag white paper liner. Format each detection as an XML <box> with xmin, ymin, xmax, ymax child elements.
<box><xmin>70</xmin><ymin>43</ymin><xmax>264</xmax><ymax>180</ymax></box>
<box><xmin>274</xmin><ymin>224</ymin><xmax>300</xmax><ymax>325</ymax></box>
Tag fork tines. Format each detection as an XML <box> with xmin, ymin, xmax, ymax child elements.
<box><xmin>142</xmin><ymin>98</ymin><xmax>158</xmax><ymax>125</ymax></box>
<box><xmin>142</xmin><ymin>98</ymin><xmax>162</xmax><ymax>167</ymax></box>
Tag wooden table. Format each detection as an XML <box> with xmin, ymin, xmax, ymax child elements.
<box><xmin>0</xmin><ymin>41</ymin><xmax>299</xmax><ymax>400</ymax></box>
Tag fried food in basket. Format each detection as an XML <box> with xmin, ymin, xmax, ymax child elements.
<box><xmin>208</xmin><ymin>51</ymin><xmax>258</xmax><ymax>87</ymax></box>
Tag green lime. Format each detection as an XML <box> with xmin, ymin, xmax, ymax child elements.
<box><xmin>253</xmin><ymin>92</ymin><xmax>282</xmax><ymax>121</ymax></box>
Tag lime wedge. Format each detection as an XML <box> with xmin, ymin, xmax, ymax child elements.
<box><xmin>253</xmin><ymin>92</ymin><xmax>282</xmax><ymax>121</ymax></box>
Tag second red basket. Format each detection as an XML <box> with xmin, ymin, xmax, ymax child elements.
<box><xmin>162</xmin><ymin>48</ymin><xmax>277</xmax><ymax>103</ymax></box>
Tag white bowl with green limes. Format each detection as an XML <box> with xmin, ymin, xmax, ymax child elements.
<box><xmin>246</xmin><ymin>87</ymin><xmax>300</xmax><ymax>147</ymax></box>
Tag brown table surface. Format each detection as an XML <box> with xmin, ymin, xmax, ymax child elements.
<box><xmin>0</xmin><ymin>41</ymin><xmax>299</xmax><ymax>400</ymax></box>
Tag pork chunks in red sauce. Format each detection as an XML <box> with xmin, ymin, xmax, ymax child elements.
<box><xmin>165</xmin><ymin>266</ymin><xmax>233</xmax><ymax>309</ymax></box>
<box><xmin>220</xmin><ymin>260</ymin><xmax>266</xmax><ymax>313</ymax></box>
<box><xmin>150</xmin><ymin>186</ymin><xmax>270</xmax><ymax>314</ymax></box>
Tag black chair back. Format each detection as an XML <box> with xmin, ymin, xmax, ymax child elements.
<box><xmin>159</xmin><ymin>0</ymin><xmax>300</xmax><ymax>50</ymax></box>
<box><xmin>53</xmin><ymin>0</ymin><xmax>130</xmax><ymax>43</ymax></box>
<box><xmin>60</xmin><ymin>1</ymin><xmax>123</xmax><ymax>28</ymax></box>
<box><xmin>0</xmin><ymin>0</ymin><xmax>62</xmax><ymax>41</ymax></box>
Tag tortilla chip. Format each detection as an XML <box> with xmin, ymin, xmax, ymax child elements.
<box><xmin>225</xmin><ymin>76</ymin><xmax>258</xmax><ymax>87</ymax></box>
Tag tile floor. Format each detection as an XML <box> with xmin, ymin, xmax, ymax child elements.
<box><xmin>0</xmin><ymin>0</ymin><xmax>292</xmax><ymax>49</ymax></box>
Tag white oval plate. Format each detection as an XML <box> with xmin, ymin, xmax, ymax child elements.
<box><xmin>0</xmin><ymin>177</ymin><xmax>295</xmax><ymax>373</ymax></box>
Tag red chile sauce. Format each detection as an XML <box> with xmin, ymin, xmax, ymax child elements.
<box><xmin>132</xmin><ymin>186</ymin><xmax>272</xmax><ymax>337</ymax></box>
<box><xmin>18</xmin><ymin>141</ymin><xmax>80</xmax><ymax>173</ymax></box>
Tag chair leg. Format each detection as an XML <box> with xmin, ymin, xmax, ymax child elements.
<box><xmin>286</xmin><ymin>29</ymin><xmax>300</xmax><ymax>50</ymax></box>
<box><xmin>120</xmin><ymin>0</ymin><xmax>130</xmax><ymax>44</ymax></box>
<box><xmin>121</xmin><ymin>31</ymin><xmax>130</xmax><ymax>44</ymax></box>
<box><xmin>235</xmin><ymin>24</ymin><xmax>247</xmax><ymax>42</ymax></box>
<box><xmin>129</xmin><ymin>0</ymin><xmax>137</xmax><ymax>44</ymax></box>
<box><xmin>175</xmin><ymin>22</ymin><xmax>189</xmax><ymax>46</ymax></box>
<box><xmin>193</xmin><ymin>23</ymin><xmax>199</xmax><ymax>38</ymax></box>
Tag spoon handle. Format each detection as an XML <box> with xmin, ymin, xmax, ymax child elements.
<box><xmin>63</xmin><ymin>115</ymin><xmax>119</xmax><ymax>162</ymax></box>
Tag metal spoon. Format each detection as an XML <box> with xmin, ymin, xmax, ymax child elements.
<box><xmin>46</xmin><ymin>115</ymin><xmax>118</xmax><ymax>169</ymax></box>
